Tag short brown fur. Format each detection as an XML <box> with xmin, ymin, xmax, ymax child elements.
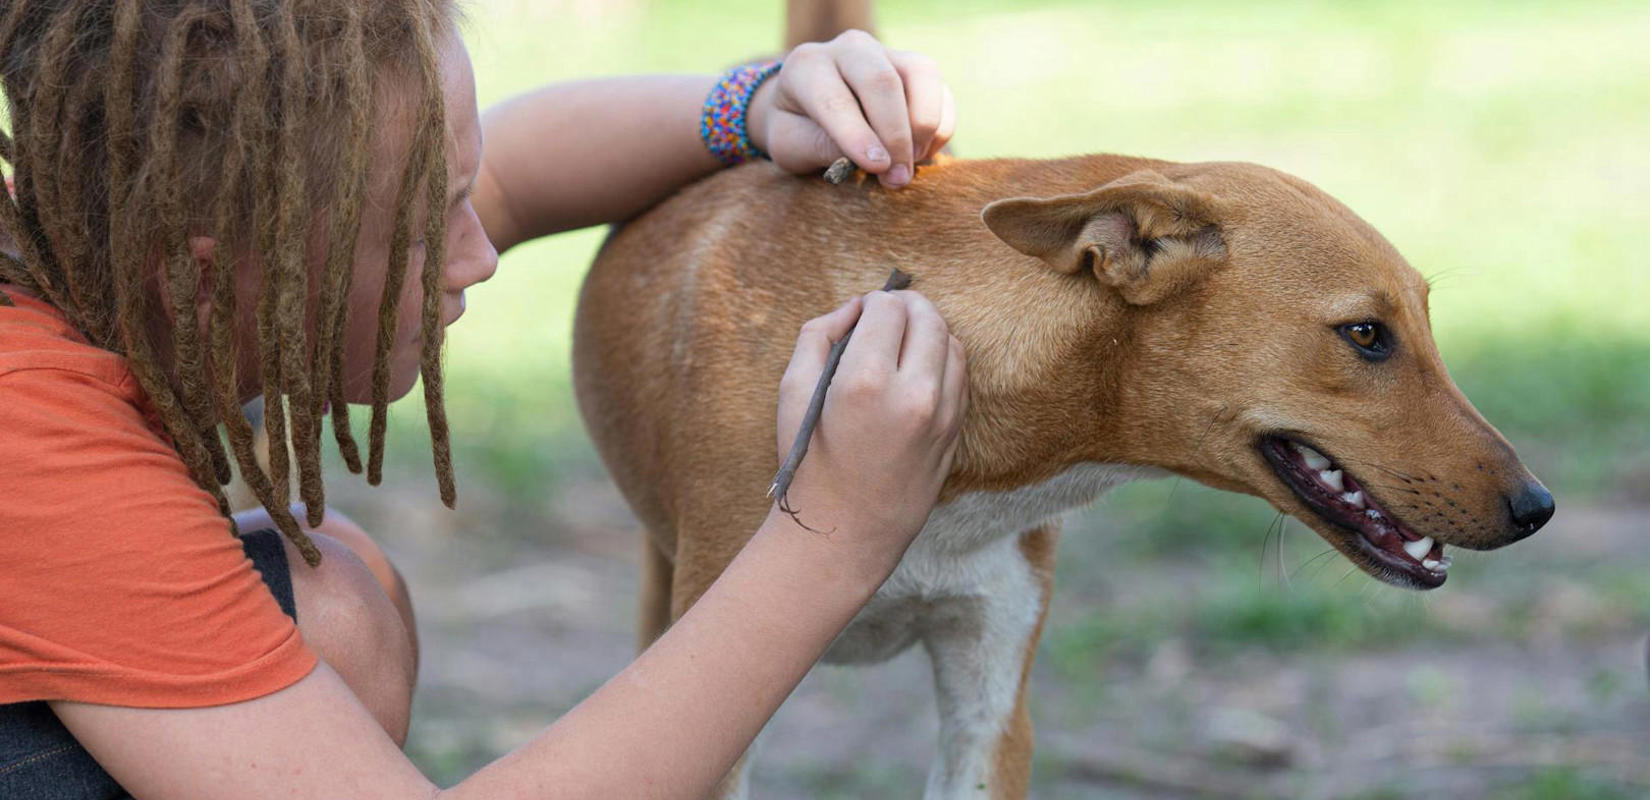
<box><xmin>574</xmin><ymin>153</ymin><xmax>1549</xmax><ymax>796</ymax></box>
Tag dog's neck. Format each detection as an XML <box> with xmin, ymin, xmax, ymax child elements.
<box><xmin>931</xmin><ymin>266</ymin><xmax>1157</xmax><ymax>498</ymax></box>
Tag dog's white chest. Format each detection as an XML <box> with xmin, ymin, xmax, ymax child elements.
<box><xmin>824</xmin><ymin>462</ymin><xmax>1158</xmax><ymax>664</ymax></box>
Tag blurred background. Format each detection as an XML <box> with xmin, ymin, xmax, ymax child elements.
<box><xmin>331</xmin><ymin>0</ymin><xmax>1650</xmax><ymax>797</ymax></box>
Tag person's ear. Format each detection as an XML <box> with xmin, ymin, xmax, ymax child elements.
<box><xmin>981</xmin><ymin>170</ymin><xmax>1228</xmax><ymax>306</ymax></box>
<box><xmin>188</xmin><ymin>235</ymin><xmax>218</xmax><ymax>329</ymax></box>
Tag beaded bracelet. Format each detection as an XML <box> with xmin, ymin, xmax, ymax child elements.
<box><xmin>700</xmin><ymin>60</ymin><xmax>782</xmax><ymax>166</ymax></box>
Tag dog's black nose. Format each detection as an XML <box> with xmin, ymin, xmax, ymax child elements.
<box><xmin>1507</xmin><ymin>481</ymin><xmax>1555</xmax><ymax>536</ymax></box>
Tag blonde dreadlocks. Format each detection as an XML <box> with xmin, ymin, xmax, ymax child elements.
<box><xmin>0</xmin><ymin>0</ymin><xmax>459</xmax><ymax>566</ymax></box>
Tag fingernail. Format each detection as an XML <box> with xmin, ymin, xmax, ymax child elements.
<box><xmin>887</xmin><ymin>164</ymin><xmax>910</xmax><ymax>186</ymax></box>
<box><xmin>866</xmin><ymin>145</ymin><xmax>889</xmax><ymax>164</ymax></box>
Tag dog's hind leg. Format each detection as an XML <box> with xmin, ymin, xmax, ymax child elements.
<box><xmin>637</xmin><ymin>533</ymin><xmax>674</xmax><ymax>651</ymax></box>
<box><xmin>919</xmin><ymin>523</ymin><xmax>1058</xmax><ymax>800</ymax></box>
<box><xmin>785</xmin><ymin>0</ymin><xmax>875</xmax><ymax>49</ymax></box>
<box><xmin>711</xmin><ymin>752</ymin><xmax>754</xmax><ymax>800</ymax></box>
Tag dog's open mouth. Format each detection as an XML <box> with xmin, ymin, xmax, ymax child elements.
<box><xmin>1259</xmin><ymin>436</ymin><xmax>1449</xmax><ymax>589</ymax></box>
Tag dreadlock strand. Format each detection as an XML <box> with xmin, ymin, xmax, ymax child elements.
<box><xmin>315</xmin><ymin>3</ymin><xmax>370</xmax><ymax>476</ymax></box>
<box><xmin>105</xmin><ymin>1</ymin><xmax>221</xmax><ymax>498</ymax></box>
<box><xmin>22</xmin><ymin>0</ymin><xmax>84</xmax><ymax>313</ymax></box>
<box><xmin>267</xmin><ymin>1</ymin><xmax>325</xmax><ymax>525</ymax></box>
<box><xmin>328</xmin><ymin>365</ymin><xmax>364</xmax><ymax>471</ymax></box>
<box><xmin>0</xmin><ymin>1</ymin><xmax>32</xmax><ymax>312</ymax></box>
<box><xmin>364</xmin><ymin>116</ymin><xmax>436</xmax><ymax>487</ymax></box>
<box><xmin>212</xmin><ymin>241</ymin><xmax>317</xmax><ymax>565</ymax></box>
<box><xmin>44</xmin><ymin>75</ymin><xmax>115</xmax><ymax>346</ymax></box>
<box><xmin>0</xmin><ymin>99</ymin><xmax>71</xmax><ymax>313</ymax></box>
<box><xmin>0</xmin><ymin>200</ymin><xmax>40</xmax><ymax>293</ymax></box>
<box><xmin>210</xmin><ymin>214</ymin><xmax>319</xmax><ymax>565</ymax></box>
<box><xmin>237</xmin><ymin>0</ymin><xmax>294</xmax><ymax>508</ymax></box>
<box><xmin>308</xmin><ymin>8</ymin><xmax>367</xmax><ymax>457</ymax></box>
<box><xmin>0</xmin><ymin>3</ymin><xmax>27</xmax><ymax>306</ymax></box>
<box><xmin>153</xmin><ymin>4</ymin><xmax>233</xmax><ymax>487</ymax></box>
<box><xmin>0</xmin><ymin>201</ymin><xmax>38</xmax><ymax>290</ymax></box>
<box><xmin>8</xmin><ymin>11</ymin><xmax>83</xmax><ymax>324</ymax></box>
<box><xmin>409</xmin><ymin>14</ymin><xmax>456</xmax><ymax>508</ymax></box>
<box><xmin>201</xmin><ymin>0</ymin><xmax>319</xmax><ymax>566</ymax></box>
<box><xmin>0</xmin><ymin>1</ymin><xmax>28</xmax><ymax>58</ymax></box>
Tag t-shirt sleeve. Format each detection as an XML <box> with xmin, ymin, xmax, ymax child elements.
<box><xmin>0</xmin><ymin>366</ymin><xmax>317</xmax><ymax>707</ymax></box>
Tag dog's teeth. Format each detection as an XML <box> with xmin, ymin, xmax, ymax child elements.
<box><xmin>1341</xmin><ymin>490</ymin><xmax>1364</xmax><ymax>508</ymax></box>
<box><xmin>1293</xmin><ymin>443</ymin><xmax>1331</xmax><ymax>470</ymax></box>
<box><xmin>1402</xmin><ymin>536</ymin><xmax>1434</xmax><ymax>561</ymax></box>
<box><xmin>1438</xmin><ymin>555</ymin><xmax>1453</xmax><ymax>569</ymax></box>
<box><xmin>1366</xmin><ymin>508</ymin><xmax>1382</xmax><ymax>520</ymax></box>
<box><xmin>1319</xmin><ymin>469</ymin><xmax>1344</xmax><ymax>492</ymax></box>
<box><xmin>1422</xmin><ymin>558</ymin><xmax>1443</xmax><ymax>571</ymax></box>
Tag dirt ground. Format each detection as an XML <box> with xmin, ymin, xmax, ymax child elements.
<box><xmin>331</xmin><ymin>471</ymin><xmax>1650</xmax><ymax>799</ymax></box>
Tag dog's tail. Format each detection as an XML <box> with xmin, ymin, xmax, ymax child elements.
<box><xmin>785</xmin><ymin>0</ymin><xmax>875</xmax><ymax>49</ymax></box>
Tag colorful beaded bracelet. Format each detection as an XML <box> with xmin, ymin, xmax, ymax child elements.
<box><xmin>700</xmin><ymin>60</ymin><xmax>782</xmax><ymax>166</ymax></box>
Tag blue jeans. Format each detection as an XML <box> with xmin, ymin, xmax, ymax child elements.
<box><xmin>0</xmin><ymin>529</ymin><xmax>298</xmax><ymax>799</ymax></box>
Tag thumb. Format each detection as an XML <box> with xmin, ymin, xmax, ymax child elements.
<box><xmin>777</xmin><ymin>295</ymin><xmax>864</xmax><ymax>457</ymax></box>
<box><xmin>783</xmin><ymin>295</ymin><xmax>864</xmax><ymax>387</ymax></box>
<box><xmin>767</xmin><ymin>112</ymin><xmax>847</xmax><ymax>175</ymax></box>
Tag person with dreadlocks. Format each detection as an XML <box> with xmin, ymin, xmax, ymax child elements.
<box><xmin>0</xmin><ymin>0</ymin><xmax>963</xmax><ymax>797</ymax></box>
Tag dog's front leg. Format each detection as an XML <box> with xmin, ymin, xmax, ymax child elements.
<box><xmin>918</xmin><ymin>524</ymin><xmax>1057</xmax><ymax>800</ymax></box>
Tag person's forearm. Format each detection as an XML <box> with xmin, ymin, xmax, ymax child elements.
<box><xmin>477</xmin><ymin>75</ymin><xmax>721</xmax><ymax>253</ymax></box>
<box><xmin>441</xmin><ymin>508</ymin><xmax>887</xmax><ymax>800</ymax></box>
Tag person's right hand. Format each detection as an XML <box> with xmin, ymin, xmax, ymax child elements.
<box><xmin>775</xmin><ymin>290</ymin><xmax>968</xmax><ymax>577</ymax></box>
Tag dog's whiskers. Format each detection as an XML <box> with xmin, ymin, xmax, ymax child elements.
<box><xmin>1257</xmin><ymin>510</ymin><xmax>1286</xmax><ymax>588</ymax></box>
<box><xmin>1276</xmin><ymin>514</ymin><xmax>1289</xmax><ymax>589</ymax></box>
<box><xmin>1290</xmin><ymin>547</ymin><xmax>1341</xmax><ymax>583</ymax></box>
<box><xmin>1334</xmin><ymin>564</ymin><xmax>1360</xmax><ymax>589</ymax></box>
<box><xmin>1421</xmin><ymin>266</ymin><xmax>1473</xmax><ymax>290</ymax></box>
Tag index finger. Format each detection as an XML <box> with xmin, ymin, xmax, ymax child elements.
<box><xmin>780</xmin><ymin>54</ymin><xmax>893</xmax><ymax>176</ymax></box>
<box><xmin>836</xmin><ymin>50</ymin><xmax>915</xmax><ymax>187</ymax></box>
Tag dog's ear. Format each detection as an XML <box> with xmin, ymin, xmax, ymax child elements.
<box><xmin>981</xmin><ymin>170</ymin><xmax>1228</xmax><ymax>305</ymax></box>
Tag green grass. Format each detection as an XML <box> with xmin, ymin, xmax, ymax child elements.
<box><xmin>1041</xmin><ymin>555</ymin><xmax>1456</xmax><ymax>677</ymax></box>
<box><xmin>1494</xmin><ymin>767</ymin><xmax>1636</xmax><ymax>800</ymax></box>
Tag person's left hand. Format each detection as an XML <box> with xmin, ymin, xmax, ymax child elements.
<box><xmin>745</xmin><ymin>30</ymin><xmax>956</xmax><ymax>189</ymax></box>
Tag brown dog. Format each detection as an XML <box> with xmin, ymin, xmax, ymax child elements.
<box><xmin>571</xmin><ymin>154</ymin><xmax>1554</xmax><ymax>798</ymax></box>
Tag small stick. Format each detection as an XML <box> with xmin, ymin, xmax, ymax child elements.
<box><xmin>769</xmin><ymin>268</ymin><xmax>912</xmax><ymax>530</ymax></box>
<box><xmin>822</xmin><ymin>156</ymin><xmax>856</xmax><ymax>185</ymax></box>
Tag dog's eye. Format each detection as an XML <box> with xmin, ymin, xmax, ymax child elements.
<box><xmin>1338</xmin><ymin>322</ymin><xmax>1392</xmax><ymax>360</ymax></box>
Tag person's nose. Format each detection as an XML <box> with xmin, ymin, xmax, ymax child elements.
<box><xmin>445</xmin><ymin>228</ymin><xmax>498</xmax><ymax>293</ymax></box>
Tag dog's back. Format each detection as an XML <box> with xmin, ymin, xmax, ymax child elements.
<box><xmin>573</xmin><ymin>155</ymin><xmax>1159</xmax><ymax>559</ymax></box>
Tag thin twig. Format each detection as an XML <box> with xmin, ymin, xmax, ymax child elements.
<box><xmin>823</xmin><ymin>156</ymin><xmax>855</xmax><ymax>185</ymax></box>
<box><xmin>768</xmin><ymin>268</ymin><xmax>912</xmax><ymax>531</ymax></box>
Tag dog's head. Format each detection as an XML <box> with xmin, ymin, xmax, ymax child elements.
<box><xmin>981</xmin><ymin>162</ymin><xmax>1552</xmax><ymax>589</ymax></box>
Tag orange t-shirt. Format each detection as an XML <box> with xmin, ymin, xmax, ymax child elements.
<box><xmin>0</xmin><ymin>288</ymin><xmax>317</xmax><ymax>707</ymax></box>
